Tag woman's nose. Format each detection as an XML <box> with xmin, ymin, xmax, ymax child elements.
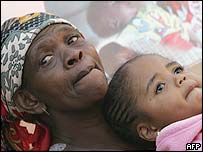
<box><xmin>175</xmin><ymin>74</ymin><xmax>186</xmax><ymax>87</ymax></box>
<box><xmin>64</xmin><ymin>50</ymin><xmax>83</xmax><ymax>69</ymax></box>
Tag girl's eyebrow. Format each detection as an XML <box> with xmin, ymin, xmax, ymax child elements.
<box><xmin>146</xmin><ymin>73</ymin><xmax>158</xmax><ymax>93</ymax></box>
<box><xmin>146</xmin><ymin>61</ymin><xmax>180</xmax><ymax>93</ymax></box>
<box><xmin>165</xmin><ymin>61</ymin><xmax>179</xmax><ymax>68</ymax></box>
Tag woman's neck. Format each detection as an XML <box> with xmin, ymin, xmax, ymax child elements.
<box><xmin>40</xmin><ymin>102</ymin><xmax>135</xmax><ymax>150</ymax></box>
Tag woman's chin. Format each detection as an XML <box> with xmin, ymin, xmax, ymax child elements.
<box><xmin>75</xmin><ymin>69</ymin><xmax>108</xmax><ymax>98</ymax></box>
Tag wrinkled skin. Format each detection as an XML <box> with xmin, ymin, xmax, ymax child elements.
<box><xmin>22</xmin><ymin>24</ymin><xmax>108</xmax><ymax>112</ymax></box>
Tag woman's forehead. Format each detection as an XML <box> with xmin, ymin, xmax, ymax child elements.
<box><xmin>28</xmin><ymin>24</ymin><xmax>76</xmax><ymax>52</ymax></box>
<box><xmin>35</xmin><ymin>24</ymin><xmax>75</xmax><ymax>38</ymax></box>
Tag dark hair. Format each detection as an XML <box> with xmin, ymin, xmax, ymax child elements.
<box><xmin>102</xmin><ymin>54</ymin><xmax>156</xmax><ymax>150</ymax></box>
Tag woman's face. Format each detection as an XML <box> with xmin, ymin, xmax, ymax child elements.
<box><xmin>23</xmin><ymin>24</ymin><xmax>108</xmax><ymax>112</ymax></box>
<box><xmin>127</xmin><ymin>55</ymin><xmax>202</xmax><ymax>129</ymax></box>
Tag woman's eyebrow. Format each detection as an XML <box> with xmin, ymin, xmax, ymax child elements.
<box><xmin>57</xmin><ymin>25</ymin><xmax>73</xmax><ymax>32</ymax></box>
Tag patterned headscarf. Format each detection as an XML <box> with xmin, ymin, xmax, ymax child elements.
<box><xmin>1</xmin><ymin>12</ymin><xmax>78</xmax><ymax>118</ymax></box>
<box><xmin>1</xmin><ymin>12</ymin><xmax>83</xmax><ymax>151</ymax></box>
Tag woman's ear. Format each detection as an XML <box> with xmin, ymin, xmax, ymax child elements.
<box><xmin>13</xmin><ymin>89</ymin><xmax>45</xmax><ymax>114</ymax></box>
<box><xmin>137</xmin><ymin>123</ymin><xmax>158</xmax><ymax>141</ymax></box>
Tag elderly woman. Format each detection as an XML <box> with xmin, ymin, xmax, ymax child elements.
<box><xmin>1</xmin><ymin>12</ymin><xmax>135</xmax><ymax>150</ymax></box>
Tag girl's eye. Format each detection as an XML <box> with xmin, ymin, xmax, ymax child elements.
<box><xmin>40</xmin><ymin>55</ymin><xmax>53</xmax><ymax>65</ymax></box>
<box><xmin>67</xmin><ymin>36</ymin><xmax>79</xmax><ymax>45</ymax></box>
<box><xmin>155</xmin><ymin>83</ymin><xmax>165</xmax><ymax>94</ymax></box>
<box><xmin>174</xmin><ymin>66</ymin><xmax>184</xmax><ymax>74</ymax></box>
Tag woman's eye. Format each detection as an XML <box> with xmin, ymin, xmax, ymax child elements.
<box><xmin>155</xmin><ymin>83</ymin><xmax>165</xmax><ymax>94</ymax></box>
<box><xmin>40</xmin><ymin>55</ymin><xmax>53</xmax><ymax>65</ymax></box>
<box><xmin>67</xmin><ymin>36</ymin><xmax>79</xmax><ymax>45</ymax></box>
<box><xmin>174</xmin><ymin>66</ymin><xmax>184</xmax><ymax>74</ymax></box>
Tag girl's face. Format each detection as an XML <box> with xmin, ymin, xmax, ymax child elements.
<box><xmin>128</xmin><ymin>55</ymin><xmax>202</xmax><ymax>129</ymax></box>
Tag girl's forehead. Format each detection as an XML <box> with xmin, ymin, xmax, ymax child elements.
<box><xmin>127</xmin><ymin>55</ymin><xmax>171</xmax><ymax>80</ymax></box>
<box><xmin>131</xmin><ymin>55</ymin><xmax>170</xmax><ymax>67</ymax></box>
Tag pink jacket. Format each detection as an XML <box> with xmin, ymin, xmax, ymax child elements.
<box><xmin>156</xmin><ymin>114</ymin><xmax>202</xmax><ymax>151</ymax></box>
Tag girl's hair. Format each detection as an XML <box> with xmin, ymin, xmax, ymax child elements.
<box><xmin>102</xmin><ymin>54</ymin><xmax>156</xmax><ymax>150</ymax></box>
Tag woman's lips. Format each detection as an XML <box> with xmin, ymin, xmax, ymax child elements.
<box><xmin>74</xmin><ymin>65</ymin><xmax>94</xmax><ymax>84</ymax></box>
<box><xmin>74</xmin><ymin>62</ymin><xmax>102</xmax><ymax>85</ymax></box>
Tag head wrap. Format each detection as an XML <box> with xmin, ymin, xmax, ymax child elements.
<box><xmin>1</xmin><ymin>12</ymin><xmax>78</xmax><ymax>117</ymax></box>
<box><xmin>1</xmin><ymin>12</ymin><xmax>81</xmax><ymax>151</ymax></box>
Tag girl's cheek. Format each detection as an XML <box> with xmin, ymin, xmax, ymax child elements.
<box><xmin>185</xmin><ymin>72</ymin><xmax>202</xmax><ymax>87</ymax></box>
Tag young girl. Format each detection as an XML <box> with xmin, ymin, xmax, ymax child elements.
<box><xmin>103</xmin><ymin>54</ymin><xmax>202</xmax><ymax>150</ymax></box>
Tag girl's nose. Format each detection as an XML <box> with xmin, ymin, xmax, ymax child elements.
<box><xmin>175</xmin><ymin>74</ymin><xmax>186</xmax><ymax>87</ymax></box>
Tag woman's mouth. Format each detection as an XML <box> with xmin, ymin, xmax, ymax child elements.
<box><xmin>74</xmin><ymin>65</ymin><xmax>95</xmax><ymax>84</ymax></box>
<box><xmin>74</xmin><ymin>63</ymin><xmax>102</xmax><ymax>85</ymax></box>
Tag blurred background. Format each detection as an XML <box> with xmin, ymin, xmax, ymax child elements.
<box><xmin>1</xmin><ymin>1</ymin><xmax>202</xmax><ymax>80</ymax></box>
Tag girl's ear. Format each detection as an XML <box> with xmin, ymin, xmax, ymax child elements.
<box><xmin>13</xmin><ymin>89</ymin><xmax>46</xmax><ymax>114</ymax></box>
<box><xmin>137</xmin><ymin>123</ymin><xmax>158</xmax><ymax>141</ymax></box>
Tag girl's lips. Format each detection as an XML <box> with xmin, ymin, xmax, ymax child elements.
<box><xmin>185</xmin><ymin>83</ymin><xmax>198</xmax><ymax>99</ymax></box>
<box><xmin>185</xmin><ymin>87</ymin><xmax>202</xmax><ymax>103</ymax></box>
